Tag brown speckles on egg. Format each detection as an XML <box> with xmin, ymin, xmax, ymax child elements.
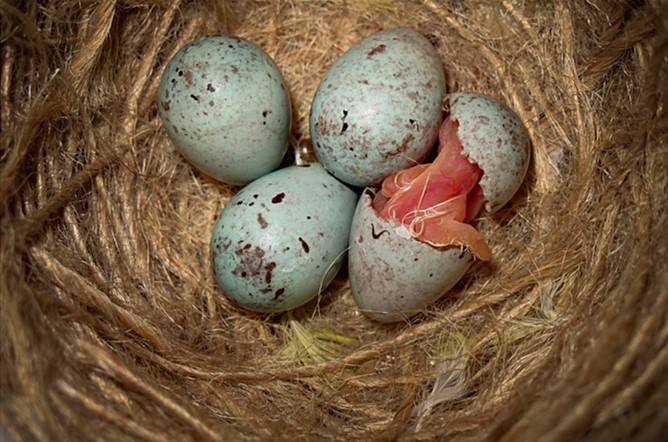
<box><xmin>406</xmin><ymin>91</ymin><xmax>420</xmax><ymax>101</ymax></box>
<box><xmin>231</xmin><ymin>244</ymin><xmax>265</xmax><ymax>277</ymax></box>
<box><xmin>314</xmin><ymin>115</ymin><xmax>331</xmax><ymax>137</ymax></box>
<box><xmin>264</xmin><ymin>262</ymin><xmax>276</xmax><ymax>284</ymax></box>
<box><xmin>299</xmin><ymin>237</ymin><xmax>310</xmax><ymax>253</ymax></box>
<box><xmin>184</xmin><ymin>70</ymin><xmax>194</xmax><ymax>87</ymax></box>
<box><xmin>257</xmin><ymin>213</ymin><xmax>268</xmax><ymax>229</ymax></box>
<box><xmin>271</xmin><ymin>192</ymin><xmax>285</xmax><ymax>203</ymax></box>
<box><xmin>367</xmin><ymin>44</ymin><xmax>386</xmax><ymax>58</ymax></box>
<box><xmin>371</xmin><ymin>224</ymin><xmax>389</xmax><ymax>239</ymax></box>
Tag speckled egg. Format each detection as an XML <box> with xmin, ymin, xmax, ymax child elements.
<box><xmin>309</xmin><ymin>28</ymin><xmax>446</xmax><ymax>187</ymax></box>
<box><xmin>448</xmin><ymin>92</ymin><xmax>530</xmax><ymax>212</ymax></box>
<box><xmin>158</xmin><ymin>35</ymin><xmax>291</xmax><ymax>185</ymax></box>
<box><xmin>348</xmin><ymin>190</ymin><xmax>474</xmax><ymax>322</ymax></box>
<box><xmin>348</xmin><ymin>189</ymin><xmax>473</xmax><ymax>322</ymax></box>
<box><xmin>210</xmin><ymin>164</ymin><xmax>358</xmax><ymax>313</ymax></box>
<box><xmin>349</xmin><ymin>93</ymin><xmax>531</xmax><ymax>322</ymax></box>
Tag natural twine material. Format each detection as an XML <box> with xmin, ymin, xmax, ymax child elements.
<box><xmin>1</xmin><ymin>1</ymin><xmax>667</xmax><ymax>440</ymax></box>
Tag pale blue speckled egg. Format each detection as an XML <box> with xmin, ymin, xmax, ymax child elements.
<box><xmin>210</xmin><ymin>164</ymin><xmax>358</xmax><ymax>313</ymax></box>
<box><xmin>348</xmin><ymin>189</ymin><xmax>474</xmax><ymax>322</ymax></box>
<box><xmin>158</xmin><ymin>35</ymin><xmax>291</xmax><ymax>185</ymax></box>
<box><xmin>448</xmin><ymin>92</ymin><xmax>531</xmax><ymax>213</ymax></box>
<box><xmin>310</xmin><ymin>28</ymin><xmax>446</xmax><ymax>187</ymax></box>
<box><xmin>348</xmin><ymin>94</ymin><xmax>531</xmax><ymax>322</ymax></box>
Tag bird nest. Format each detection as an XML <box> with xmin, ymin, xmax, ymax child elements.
<box><xmin>1</xmin><ymin>1</ymin><xmax>666</xmax><ymax>440</ymax></box>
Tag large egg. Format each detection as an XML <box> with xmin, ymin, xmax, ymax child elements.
<box><xmin>309</xmin><ymin>28</ymin><xmax>446</xmax><ymax>187</ymax></box>
<box><xmin>158</xmin><ymin>35</ymin><xmax>291</xmax><ymax>185</ymax></box>
<box><xmin>348</xmin><ymin>190</ymin><xmax>474</xmax><ymax>322</ymax></box>
<box><xmin>210</xmin><ymin>164</ymin><xmax>358</xmax><ymax>313</ymax></box>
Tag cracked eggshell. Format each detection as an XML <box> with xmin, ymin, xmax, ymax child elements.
<box><xmin>210</xmin><ymin>164</ymin><xmax>358</xmax><ymax>313</ymax></box>
<box><xmin>448</xmin><ymin>92</ymin><xmax>530</xmax><ymax>212</ymax></box>
<box><xmin>348</xmin><ymin>190</ymin><xmax>474</xmax><ymax>322</ymax></box>
<box><xmin>310</xmin><ymin>28</ymin><xmax>446</xmax><ymax>187</ymax></box>
<box><xmin>158</xmin><ymin>35</ymin><xmax>290</xmax><ymax>185</ymax></box>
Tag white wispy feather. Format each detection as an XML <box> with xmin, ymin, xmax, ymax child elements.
<box><xmin>413</xmin><ymin>350</ymin><xmax>469</xmax><ymax>431</ymax></box>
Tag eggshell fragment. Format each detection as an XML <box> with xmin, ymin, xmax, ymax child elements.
<box><xmin>448</xmin><ymin>92</ymin><xmax>530</xmax><ymax>212</ymax></box>
<box><xmin>348</xmin><ymin>189</ymin><xmax>474</xmax><ymax>322</ymax></box>
<box><xmin>310</xmin><ymin>28</ymin><xmax>446</xmax><ymax>187</ymax></box>
<box><xmin>210</xmin><ymin>164</ymin><xmax>358</xmax><ymax>313</ymax></box>
<box><xmin>158</xmin><ymin>35</ymin><xmax>291</xmax><ymax>185</ymax></box>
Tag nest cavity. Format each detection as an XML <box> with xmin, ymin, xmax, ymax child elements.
<box><xmin>1</xmin><ymin>1</ymin><xmax>667</xmax><ymax>440</ymax></box>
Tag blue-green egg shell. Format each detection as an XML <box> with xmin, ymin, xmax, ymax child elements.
<box><xmin>348</xmin><ymin>190</ymin><xmax>474</xmax><ymax>322</ymax></box>
<box><xmin>310</xmin><ymin>28</ymin><xmax>446</xmax><ymax>187</ymax></box>
<box><xmin>448</xmin><ymin>92</ymin><xmax>530</xmax><ymax>213</ymax></box>
<box><xmin>158</xmin><ymin>35</ymin><xmax>291</xmax><ymax>185</ymax></box>
<box><xmin>210</xmin><ymin>164</ymin><xmax>358</xmax><ymax>313</ymax></box>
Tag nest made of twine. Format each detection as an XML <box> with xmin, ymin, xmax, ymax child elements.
<box><xmin>1</xmin><ymin>1</ymin><xmax>667</xmax><ymax>441</ymax></box>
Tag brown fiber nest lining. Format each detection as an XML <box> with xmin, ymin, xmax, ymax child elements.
<box><xmin>1</xmin><ymin>1</ymin><xmax>667</xmax><ymax>440</ymax></box>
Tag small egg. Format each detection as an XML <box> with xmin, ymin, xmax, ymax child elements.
<box><xmin>310</xmin><ymin>28</ymin><xmax>446</xmax><ymax>187</ymax></box>
<box><xmin>210</xmin><ymin>164</ymin><xmax>358</xmax><ymax>313</ymax></box>
<box><xmin>448</xmin><ymin>92</ymin><xmax>530</xmax><ymax>212</ymax></box>
<box><xmin>348</xmin><ymin>190</ymin><xmax>474</xmax><ymax>322</ymax></box>
<box><xmin>348</xmin><ymin>93</ymin><xmax>531</xmax><ymax>321</ymax></box>
<box><xmin>158</xmin><ymin>35</ymin><xmax>291</xmax><ymax>185</ymax></box>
